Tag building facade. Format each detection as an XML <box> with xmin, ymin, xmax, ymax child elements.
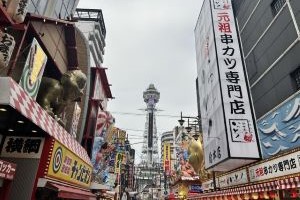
<box><xmin>27</xmin><ymin>0</ymin><xmax>79</xmax><ymax>20</ymax></box>
<box><xmin>233</xmin><ymin>0</ymin><xmax>300</xmax><ymax>159</ymax></box>
<box><xmin>191</xmin><ymin>0</ymin><xmax>300</xmax><ymax>199</ymax></box>
<box><xmin>0</xmin><ymin>1</ymin><xmax>113</xmax><ymax>199</ymax></box>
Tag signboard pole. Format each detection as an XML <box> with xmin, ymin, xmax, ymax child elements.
<box><xmin>212</xmin><ymin>171</ymin><xmax>217</xmax><ymax>190</ymax></box>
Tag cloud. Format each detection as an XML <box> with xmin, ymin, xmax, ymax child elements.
<box><xmin>78</xmin><ymin>0</ymin><xmax>203</xmax><ymax>163</ymax></box>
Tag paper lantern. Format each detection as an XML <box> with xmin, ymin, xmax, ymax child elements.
<box><xmin>243</xmin><ymin>193</ymin><xmax>250</xmax><ymax>200</ymax></box>
<box><xmin>263</xmin><ymin>191</ymin><xmax>269</xmax><ymax>199</ymax></box>
<box><xmin>0</xmin><ymin>31</ymin><xmax>15</xmax><ymax>69</ymax></box>
<box><xmin>251</xmin><ymin>192</ymin><xmax>259</xmax><ymax>199</ymax></box>
<box><xmin>290</xmin><ymin>189</ymin><xmax>298</xmax><ymax>198</ymax></box>
<box><xmin>1</xmin><ymin>0</ymin><xmax>8</xmax><ymax>7</ymax></box>
<box><xmin>6</xmin><ymin>0</ymin><xmax>29</xmax><ymax>23</ymax></box>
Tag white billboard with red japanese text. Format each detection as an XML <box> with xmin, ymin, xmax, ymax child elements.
<box><xmin>195</xmin><ymin>0</ymin><xmax>261</xmax><ymax>171</ymax></box>
<box><xmin>248</xmin><ymin>150</ymin><xmax>300</xmax><ymax>182</ymax></box>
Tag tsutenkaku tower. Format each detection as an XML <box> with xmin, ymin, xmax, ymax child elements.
<box><xmin>141</xmin><ymin>84</ymin><xmax>160</xmax><ymax>166</ymax></box>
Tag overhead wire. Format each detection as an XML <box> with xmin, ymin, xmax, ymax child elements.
<box><xmin>111</xmin><ymin>111</ymin><xmax>181</xmax><ymax>118</ymax></box>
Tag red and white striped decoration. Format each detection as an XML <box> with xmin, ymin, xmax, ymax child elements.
<box><xmin>6</xmin><ymin>78</ymin><xmax>91</xmax><ymax>165</ymax></box>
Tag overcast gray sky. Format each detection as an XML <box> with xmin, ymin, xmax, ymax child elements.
<box><xmin>78</xmin><ymin>0</ymin><xmax>203</xmax><ymax>163</ymax></box>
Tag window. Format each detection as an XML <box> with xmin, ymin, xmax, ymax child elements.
<box><xmin>291</xmin><ymin>67</ymin><xmax>300</xmax><ymax>90</ymax></box>
<box><xmin>271</xmin><ymin>0</ymin><xmax>286</xmax><ymax>16</ymax></box>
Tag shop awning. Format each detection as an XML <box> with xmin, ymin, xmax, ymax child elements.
<box><xmin>48</xmin><ymin>182</ymin><xmax>96</xmax><ymax>200</ymax></box>
<box><xmin>0</xmin><ymin>77</ymin><xmax>91</xmax><ymax>166</ymax></box>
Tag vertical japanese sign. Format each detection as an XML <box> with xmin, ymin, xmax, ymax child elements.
<box><xmin>114</xmin><ymin>152</ymin><xmax>123</xmax><ymax>174</ymax></box>
<box><xmin>0</xmin><ymin>31</ymin><xmax>15</xmax><ymax>69</ymax></box>
<box><xmin>163</xmin><ymin>143</ymin><xmax>171</xmax><ymax>173</ymax></box>
<box><xmin>195</xmin><ymin>0</ymin><xmax>260</xmax><ymax>170</ymax></box>
<box><xmin>0</xmin><ymin>159</ymin><xmax>17</xmax><ymax>180</ymax></box>
<box><xmin>20</xmin><ymin>38</ymin><xmax>47</xmax><ymax>100</ymax></box>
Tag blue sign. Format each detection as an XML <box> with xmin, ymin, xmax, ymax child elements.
<box><xmin>190</xmin><ymin>184</ymin><xmax>202</xmax><ymax>193</ymax></box>
<box><xmin>257</xmin><ymin>93</ymin><xmax>300</xmax><ymax>158</ymax></box>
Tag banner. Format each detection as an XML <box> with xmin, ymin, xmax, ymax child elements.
<box><xmin>20</xmin><ymin>38</ymin><xmax>47</xmax><ymax>99</ymax></box>
<box><xmin>249</xmin><ymin>150</ymin><xmax>300</xmax><ymax>182</ymax></box>
<box><xmin>47</xmin><ymin>141</ymin><xmax>92</xmax><ymax>188</ymax></box>
<box><xmin>163</xmin><ymin>143</ymin><xmax>171</xmax><ymax>173</ymax></box>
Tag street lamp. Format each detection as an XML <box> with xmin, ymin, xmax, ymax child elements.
<box><xmin>178</xmin><ymin>112</ymin><xmax>201</xmax><ymax>141</ymax></box>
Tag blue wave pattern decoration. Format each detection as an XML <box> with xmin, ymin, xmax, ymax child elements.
<box><xmin>257</xmin><ymin>94</ymin><xmax>300</xmax><ymax>158</ymax></box>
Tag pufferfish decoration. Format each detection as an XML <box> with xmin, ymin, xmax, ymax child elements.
<box><xmin>187</xmin><ymin>136</ymin><xmax>211</xmax><ymax>180</ymax></box>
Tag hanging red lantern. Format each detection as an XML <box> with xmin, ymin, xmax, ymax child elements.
<box><xmin>227</xmin><ymin>195</ymin><xmax>232</xmax><ymax>200</ymax></box>
<box><xmin>290</xmin><ymin>189</ymin><xmax>298</xmax><ymax>198</ymax></box>
<box><xmin>268</xmin><ymin>191</ymin><xmax>277</xmax><ymax>199</ymax></box>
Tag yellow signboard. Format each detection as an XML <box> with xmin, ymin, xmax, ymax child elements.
<box><xmin>47</xmin><ymin>141</ymin><xmax>92</xmax><ymax>188</ymax></box>
<box><xmin>163</xmin><ymin>143</ymin><xmax>171</xmax><ymax>172</ymax></box>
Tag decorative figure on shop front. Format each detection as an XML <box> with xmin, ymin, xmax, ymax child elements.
<box><xmin>37</xmin><ymin>69</ymin><xmax>86</xmax><ymax>125</ymax></box>
<box><xmin>187</xmin><ymin>136</ymin><xmax>211</xmax><ymax>180</ymax></box>
<box><xmin>180</xmin><ymin>158</ymin><xmax>196</xmax><ymax>177</ymax></box>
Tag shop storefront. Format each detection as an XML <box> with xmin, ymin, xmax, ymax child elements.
<box><xmin>36</xmin><ymin>140</ymin><xmax>95</xmax><ymax>200</ymax></box>
<box><xmin>171</xmin><ymin>176</ymin><xmax>202</xmax><ymax>199</ymax></box>
<box><xmin>187</xmin><ymin>148</ymin><xmax>300</xmax><ymax>200</ymax></box>
<box><xmin>0</xmin><ymin>77</ymin><xmax>95</xmax><ymax>199</ymax></box>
